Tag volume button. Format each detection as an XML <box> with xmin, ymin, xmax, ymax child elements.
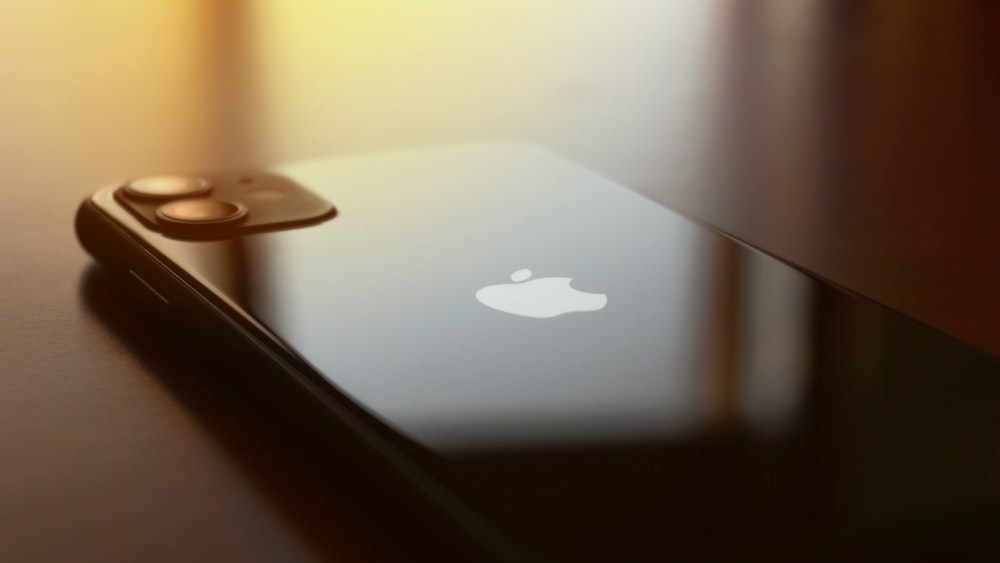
<box><xmin>128</xmin><ymin>269</ymin><xmax>170</xmax><ymax>305</ymax></box>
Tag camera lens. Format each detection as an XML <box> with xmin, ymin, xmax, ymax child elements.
<box><xmin>156</xmin><ymin>199</ymin><xmax>247</xmax><ymax>225</ymax></box>
<box><xmin>125</xmin><ymin>175</ymin><xmax>211</xmax><ymax>199</ymax></box>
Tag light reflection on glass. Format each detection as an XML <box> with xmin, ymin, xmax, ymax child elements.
<box><xmin>134</xmin><ymin>146</ymin><xmax>816</xmax><ymax>453</ymax></box>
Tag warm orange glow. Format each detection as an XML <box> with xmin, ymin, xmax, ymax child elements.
<box><xmin>0</xmin><ymin>1</ymin><xmax>217</xmax><ymax>178</ymax></box>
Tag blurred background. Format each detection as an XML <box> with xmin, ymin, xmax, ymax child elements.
<box><xmin>0</xmin><ymin>1</ymin><xmax>718</xmax><ymax>188</ymax></box>
<box><xmin>1</xmin><ymin>1</ymin><xmax>999</xmax><ymax>561</ymax></box>
<box><xmin>3</xmin><ymin>0</ymin><xmax>998</xmax><ymax>353</ymax></box>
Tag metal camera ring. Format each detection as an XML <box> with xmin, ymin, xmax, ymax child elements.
<box><xmin>155</xmin><ymin>198</ymin><xmax>248</xmax><ymax>226</ymax></box>
<box><xmin>124</xmin><ymin>175</ymin><xmax>212</xmax><ymax>200</ymax></box>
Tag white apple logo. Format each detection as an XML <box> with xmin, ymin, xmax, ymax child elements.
<box><xmin>475</xmin><ymin>269</ymin><xmax>608</xmax><ymax>319</ymax></box>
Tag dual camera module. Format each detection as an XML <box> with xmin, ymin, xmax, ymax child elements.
<box><xmin>115</xmin><ymin>173</ymin><xmax>336</xmax><ymax>239</ymax></box>
<box><xmin>124</xmin><ymin>175</ymin><xmax>247</xmax><ymax>227</ymax></box>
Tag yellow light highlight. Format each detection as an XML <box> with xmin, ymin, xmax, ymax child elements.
<box><xmin>247</xmin><ymin>1</ymin><xmax>718</xmax><ymax>170</ymax></box>
<box><xmin>0</xmin><ymin>1</ymin><xmax>218</xmax><ymax>176</ymax></box>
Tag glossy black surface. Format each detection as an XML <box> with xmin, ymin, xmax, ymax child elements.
<box><xmin>85</xmin><ymin>146</ymin><xmax>1000</xmax><ymax>560</ymax></box>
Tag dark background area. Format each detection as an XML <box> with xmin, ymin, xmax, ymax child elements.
<box><xmin>2</xmin><ymin>1</ymin><xmax>999</xmax><ymax>561</ymax></box>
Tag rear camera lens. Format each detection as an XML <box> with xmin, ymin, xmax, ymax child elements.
<box><xmin>156</xmin><ymin>199</ymin><xmax>247</xmax><ymax>225</ymax></box>
<box><xmin>125</xmin><ymin>175</ymin><xmax>211</xmax><ymax>199</ymax></box>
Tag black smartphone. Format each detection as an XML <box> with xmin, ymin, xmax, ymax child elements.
<box><xmin>77</xmin><ymin>145</ymin><xmax>1000</xmax><ymax>561</ymax></box>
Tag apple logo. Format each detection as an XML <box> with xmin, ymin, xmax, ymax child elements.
<box><xmin>475</xmin><ymin>268</ymin><xmax>608</xmax><ymax>319</ymax></box>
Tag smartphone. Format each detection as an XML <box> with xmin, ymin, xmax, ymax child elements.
<box><xmin>77</xmin><ymin>145</ymin><xmax>1000</xmax><ymax>561</ymax></box>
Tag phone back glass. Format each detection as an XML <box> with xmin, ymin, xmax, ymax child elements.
<box><xmin>90</xmin><ymin>145</ymin><xmax>1000</xmax><ymax>559</ymax></box>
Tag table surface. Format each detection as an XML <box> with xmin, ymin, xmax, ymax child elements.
<box><xmin>3</xmin><ymin>1</ymin><xmax>999</xmax><ymax>561</ymax></box>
